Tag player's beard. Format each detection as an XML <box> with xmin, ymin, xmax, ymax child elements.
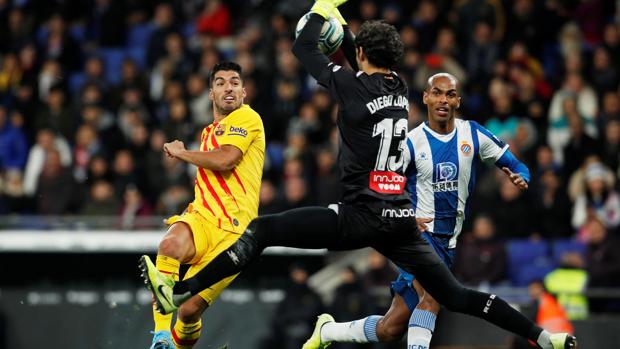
<box><xmin>215</xmin><ymin>99</ymin><xmax>242</xmax><ymax>116</ymax></box>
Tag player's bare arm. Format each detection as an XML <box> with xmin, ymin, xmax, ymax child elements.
<box><xmin>164</xmin><ymin>140</ymin><xmax>242</xmax><ymax>172</ymax></box>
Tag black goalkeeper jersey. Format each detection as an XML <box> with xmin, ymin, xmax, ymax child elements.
<box><xmin>293</xmin><ymin>14</ymin><xmax>411</xmax><ymax>203</ymax></box>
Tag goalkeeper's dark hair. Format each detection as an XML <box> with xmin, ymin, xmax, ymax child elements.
<box><xmin>355</xmin><ymin>20</ymin><xmax>404</xmax><ymax>69</ymax></box>
<box><xmin>209</xmin><ymin>61</ymin><xmax>243</xmax><ymax>87</ymax></box>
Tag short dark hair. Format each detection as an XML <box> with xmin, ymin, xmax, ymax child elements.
<box><xmin>209</xmin><ymin>61</ymin><xmax>243</xmax><ymax>87</ymax></box>
<box><xmin>355</xmin><ymin>20</ymin><xmax>404</xmax><ymax>69</ymax></box>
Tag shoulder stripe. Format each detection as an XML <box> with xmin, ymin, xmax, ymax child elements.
<box><xmin>470</xmin><ymin>120</ymin><xmax>505</xmax><ymax>148</ymax></box>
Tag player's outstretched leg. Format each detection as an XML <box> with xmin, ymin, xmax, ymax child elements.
<box><xmin>150</xmin><ymin>330</ymin><xmax>176</xmax><ymax>349</ymax></box>
<box><xmin>302</xmin><ymin>314</ymin><xmax>336</xmax><ymax>349</ymax></box>
<box><xmin>140</xmin><ymin>255</ymin><xmax>186</xmax><ymax>314</ymax></box>
<box><xmin>550</xmin><ymin>333</ymin><xmax>578</xmax><ymax>349</ymax></box>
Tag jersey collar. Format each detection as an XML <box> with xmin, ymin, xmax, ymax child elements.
<box><xmin>423</xmin><ymin>121</ymin><xmax>457</xmax><ymax>142</ymax></box>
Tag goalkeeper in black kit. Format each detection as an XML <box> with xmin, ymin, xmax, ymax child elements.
<box><xmin>140</xmin><ymin>1</ymin><xmax>577</xmax><ymax>348</ymax></box>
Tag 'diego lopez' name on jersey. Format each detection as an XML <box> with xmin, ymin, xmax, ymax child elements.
<box><xmin>366</xmin><ymin>95</ymin><xmax>410</xmax><ymax>114</ymax></box>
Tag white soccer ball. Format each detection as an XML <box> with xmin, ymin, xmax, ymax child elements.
<box><xmin>295</xmin><ymin>12</ymin><xmax>344</xmax><ymax>56</ymax></box>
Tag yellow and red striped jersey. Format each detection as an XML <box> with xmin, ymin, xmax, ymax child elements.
<box><xmin>191</xmin><ymin>104</ymin><xmax>265</xmax><ymax>233</ymax></box>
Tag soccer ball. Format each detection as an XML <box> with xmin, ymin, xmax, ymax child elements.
<box><xmin>295</xmin><ymin>12</ymin><xmax>344</xmax><ymax>56</ymax></box>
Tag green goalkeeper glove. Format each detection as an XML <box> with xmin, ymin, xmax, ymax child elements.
<box><xmin>332</xmin><ymin>7</ymin><xmax>347</xmax><ymax>25</ymax></box>
<box><xmin>311</xmin><ymin>0</ymin><xmax>349</xmax><ymax>20</ymax></box>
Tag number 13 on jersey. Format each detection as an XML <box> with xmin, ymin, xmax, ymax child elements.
<box><xmin>370</xmin><ymin>118</ymin><xmax>407</xmax><ymax>194</ymax></box>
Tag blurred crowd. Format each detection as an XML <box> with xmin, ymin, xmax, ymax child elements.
<box><xmin>1</xmin><ymin>0</ymin><xmax>620</xmax><ymax>316</ymax></box>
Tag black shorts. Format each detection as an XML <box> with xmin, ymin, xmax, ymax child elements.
<box><xmin>332</xmin><ymin>199</ymin><xmax>444</xmax><ymax>274</ymax></box>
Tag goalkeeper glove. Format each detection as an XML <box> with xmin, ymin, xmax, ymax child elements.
<box><xmin>311</xmin><ymin>0</ymin><xmax>349</xmax><ymax>20</ymax></box>
<box><xmin>332</xmin><ymin>7</ymin><xmax>347</xmax><ymax>25</ymax></box>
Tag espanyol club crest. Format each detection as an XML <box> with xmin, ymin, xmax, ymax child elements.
<box><xmin>215</xmin><ymin>123</ymin><xmax>226</xmax><ymax>136</ymax></box>
<box><xmin>460</xmin><ymin>141</ymin><xmax>472</xmax><ymax>156</ymax></box>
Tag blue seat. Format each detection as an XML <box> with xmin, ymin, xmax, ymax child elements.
<box><xmin>68</xmin><ymin>73</ymin><xmax>86</xmax><ymax>96</ymax></box>
<box><xmin>35</xmin><ymin>27</ymin><xmax>49</xmax><ymax>46</ymax></box>
<box><xmin>182</xmin><ymin>22</ymin><xmax>196</xmax><ymax>39</ymax></box>
<box><xmin>507</xmin><ymin>239</ymin><xmax>552</xmax><ymax>286</ymax></box>
<box><xmin>126</xmin><ymin>47</ymin><xmax>147</xmax><ymax>70</ymax></box>
<box><xmin>552</xmin><ymin>239</ymin><xmax>587</xmax><ymax>265</ymax></box>
<box><xmin>127</xmin><ymin>23</ymin><xmax>153</xmax><ymax>49</ymax></box>
<box><xmin>69</xmin><ymin>24</ymin><xmax>87</xmax><ymax>43</ymax></box>
<box><xmin>98</xmin><ymin>48</ymin><xmax>125</xmax><ymax>84</ymax></box>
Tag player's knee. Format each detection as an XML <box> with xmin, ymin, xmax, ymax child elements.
<box><xmin>376</xmin><ymin>318</ymin><xmax>406</xmax><ymax>342</ymax></box>
<box><xmin>159</xmin><ymin>223</ymin><xmax>194</xmax><ymax>259</ymax></box>
<box><xmin>158</xmin><ymin>235</ymin><xmax>184</xmax><ymax>258</ymax></box>
<box><xmin>417</xmin><ymin>294</ymin><xmax>440</xmax><ymax>314</ymax></box>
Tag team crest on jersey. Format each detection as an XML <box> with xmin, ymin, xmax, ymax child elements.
<box><xmin>460</xmin><ymin>142</ymin><xmax>472</xmax><ymax>156</ymax></box>
<box><xmin>215</xmin><ymin>123</ymin><xmax>226</xmax><ymax>136</ymax></box>
<box><xmin>419</xmin><ymin>152</ymin><xmax>427</xmax><ymax>161</ymax></box>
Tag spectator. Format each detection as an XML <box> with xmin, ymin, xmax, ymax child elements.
<box><xmin>584</xmin><ymin>217</ymin><xmax>620</xmax><ymax>312</ymax></box>
<box><xmin>112</xmin><ymin>149</ymin><xmax>139</xmax><ymax>198</ymax></box>
<box><xmin>601</xmin><ymin>119</ymin><xmax>620</xmax><ymax>172</ymax></box>
<box><xmin>258</xmin><ymin>179</ymin><xmax>284</xmax><ymax>215</ymax></box>
<box><xmin>81</xmin><ymin>179</ymin><xmax>119</xmax><ymax>215</ymax></box>
<box><xmin>487</xmin><ymin>171</ymin><xmax>533</xmax><ymax>238</ymax></box>
<box><xmin>533</xmin><ymin>169</ymin><xmax>573</xmax><ymax>238</ymax></box>
<box><xmin>314</xmin><ymin>147</ymin><xmax>340</xmax><ymax>206</ymax></box>
<box><xmin>118</xmin><ymin>184</ymin><xmax>153</xmax><ymax>229</ymax></box>
<box><xmin>88</xmin><ymin>0</ymin><xmax>126</xmax><ymax>47</ymax></box>
<box><xmin>598</xmin><ymin>92</ymin><xmax>620</xmax><ymax>134</ymax></box>
<box><xmin>73</xmin><ymin>124</ymin><xmax>101</xmax><ymax>183</ymax></box>
<box><xmin>590</xmin><ymin>46</ymin><xmax>619</xmax><ymax>97</ymax></box>
<box><xmin>34</xmin><ymin>85</ymin><xmax>74</xmax><ymax>142</ymax></box>
<box><xmin>362</xmin><ymin>250</ymin><xmax>397</xmax><ymax>289</ymax></box>
<box><xmin>22</xmin><ymin>128</ymin><xmax>71</xmax><ymax>197</ymax></box>
<box><xmin>548</xmin><ymin>73</ymin><xmax>598</xmax><ymax>164</ymax></box>
<box><xmin>466</xmin><ymin>21</ymin><xmax>499</xmax><ymax>85</ymax></box>
<box><xmin>454</xmin><ymin>215</ymin><xmax>507</xmax><ymax>285</ymax></box>
<box><xmin>0</xmin><ymin>107</ymin><xmax>29</xmax><ymax>171</ymax></box>
<box><xmin>572</xmin><ymin>162</ymin><xmax>620</xmax><ymax>231</ymax></box>
<box><xmin>42</xmin><ymin>14</ymin><xmax>80</xmax><ymax>71</ymax></box>
<box><xmin>544</xmin><ymin>252</ymin><xmax>588</xmax><ymax>320</ymax></box>
<box><xmin>260</xmin><ymin>263</ymin><xmax>323</xmax><ymax>349</ymax></box>
<box><xmin>561</xmin><ymin>111</ymin><xmax>601</xmax><ymax>176</ymax></box>
<box><xmin>186</xmin><ymin>72</ymin><xmax>212</xmax><ymax>125</ymax></box>
<box><xmin>196</xmin><ymin>0</ymin><xmax>231</xmax><ymax>38</ymax></box>
<box><xmin>35</xmin><ymin>149</ymin><xmax>81</xmax><ymax>214</ymax></box>
<box><xmin>283</xmin><ymin>175</ymin><xmax>311</xmax><ymax>210</ymax></box>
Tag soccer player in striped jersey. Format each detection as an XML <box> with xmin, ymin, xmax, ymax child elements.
<box><xmin>317</xmin><ymin>72</ymin><xmax>532</xmax><ymax>349</ymax></box>
<box><xmin>140</xmin><ymin>61</ymin><xmax>265</xmax><ymax>349</ymax></box>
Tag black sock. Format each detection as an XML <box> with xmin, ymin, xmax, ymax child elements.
<box><xmin>174</xmin><ymin>250</ymin><xmax>242</xmax><ymax>295</ymax></box>
<box><xmin>465</xmin><ymin>290</ymin><xmax>543</xmax><ymax>342</ymax></box>
<box><xmin>414</xmin><ymin>263</ymin><xmax>543</xmax><ymax>343</ymax></box>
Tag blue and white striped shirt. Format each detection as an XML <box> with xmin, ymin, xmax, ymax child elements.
<box><xmin>403</xmin><ymin>119</ymin><xmax>509</xmax><ymax>248</ymax></box>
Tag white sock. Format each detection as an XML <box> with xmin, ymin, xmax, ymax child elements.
<box><xmin>537</xmin><ymin>330</ymin><xmax>552</xmax><ymax>349</ymax></box>
<box><xmin>408</xmin><ymin>327</ymin><xmax>432</xmax><ymax>349</ymax></box>
<box><xmin>320</xmin><ymin>316</ymin><xmax>381</xmax><ymax>343</ymax></box>
<box><xmin>407</xmin><ymin>309</ymin><xmax>436</xmax><ymax>349</ymax></box>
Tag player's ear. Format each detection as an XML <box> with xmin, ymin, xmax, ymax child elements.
<box><xmin>422</xmin><ymin>91</ymin><xmax>428</xmax><ymax>105</ymax></box>
<box><xmin>456</xmin><ymin>96</ymin><xmax>461</xmax><ymax>109</ymax></box>
<box><xmin>356</xmin><ymin>46</ymin><xmax>364</xmax><ymax>62</ymax></box>
<box><xmin>209</xmin><ymin>88</ymin><xmax>214</xmax><ymax>101</ymax></box>
<box><xmin>242</xmin><ymin>87</ymin><xmax>247</xmax><ymax>99</ymax></box>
